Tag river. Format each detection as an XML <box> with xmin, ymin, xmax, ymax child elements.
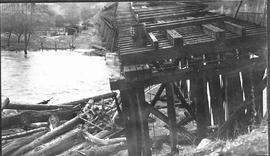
<box><xmin>1</xmin><ymin>50</ymin><xmax>113</xmax><ymax>104</ymax></box>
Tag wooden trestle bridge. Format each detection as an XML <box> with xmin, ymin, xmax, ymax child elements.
<box><xmin>98</xmin><ymin>1</ymin><xmax>267</xmax><ymax>156</ymax></box>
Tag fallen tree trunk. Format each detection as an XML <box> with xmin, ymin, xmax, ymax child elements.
<box><xmin>56</xmin><ymin>142</ymin><xmax>92</xmax><ymax>156</ymax></box>
<box><xmin>2</xmin><ymin>109</ymin><xmax>78</xmax><ymax>130</ymax></box>
<box><xmin>10</xmin><ymin>113</ymin><xmax>85</xmax><ymax>156</ymax></box>
<box><xmin>2</xmin><ymin>127</ymin><xmax>48</xmax><ymax>140</ymax></box>
<box><xmin>94</xmin><ymin>130</ymin><xmax>112</xmax><ymax>139</ymax></box>
<box><xmin>1</xmin><ymin>97</ymin><xmax>10</xmax><ymax>112</ymax></box>
<box><xmin>25</xmin><ymin>128</ymin><xmax>83</xmax><ymax>156</ymax></box>
<box><xmin>2</xmin><ymin>130</ymin><xmax>48</xmax><ymax>156</ymax></box>
<box><xmin>83</xmin><ymin>142</ymin><xmax>127</xmax><ymax>156</ymax></box>
<box><xmin>5</xmin><ymin>103</ymin><xmax>73</xmax><ymax>110</ymax></box>
<box><xmin>83</xmin><ymin>131</ymin><xmax>126</xmax><ymax>145</ymax></box>
<box><xmin>29</xmin><ymin>122</ymin><xmax>49</xmax><ymax>129</ymax></box>
<box><xmin>60</xmin><ymin>92</ymin><xmax>117</xmax><ymax>106</ymax></box>
<box><xmin>49</xmin><ymin>114</ymin><xmax>61</xmax><ymax>130</ymax></box>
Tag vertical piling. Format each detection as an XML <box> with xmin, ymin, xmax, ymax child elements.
<box><xmin>120</xmin><ymin>87</ymin><xmax>151</xmax><ymax>156</ymax></box>
<box><xmin>224</xmin><ymin>51</ymin><xmax>244</xmax><ymax>138</ymax></box>
<box><xmin>205</xmin><ymin>53</ymin><xmax>225</xmax><ymax>126</ymax></box>
<box><xmin>165</xmin><ymin>83</ymin><xmax>178</xmax><ymax>153</ymax></box>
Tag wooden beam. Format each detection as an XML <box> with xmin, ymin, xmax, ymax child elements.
<box><xmin>224</xmin><ymin>21</ymin><xmax>246</xmax><ymax>37</ymax></box>
<box><xmin>0</xmin><ymin>0</ymin><xmax>232</xmax><ymax>3</ymax></box>
<box><xmin>137</xmin><ymin>7</ymin><xmax>203</xmax><ymax>16</ymax></box>
<box><xmin>146</xmin><ymin>15</ymin><xmax>227</xmax><ymax>32</ymax></box>
<box><xmin>140</xmin><ymin>11</ymin><xmax>208</xmax><ymax>23</ymax></box>
<box><xmin>120</xmin><ymin>88</ymin><xmax>151</xmax><ymax>156</ymax></box>
<box><xmin>110</xmin><ymin>57</ymin><xmax>265</xmax><ymax>90</ymax></box>
<box><xmin>166</xmin><ymin>29</ymin><xmax>183</xmax><ymax>48</ymax></box>
<box><xmin>133</xmin><ymin>23</ymin><xmax>147</xmax><ymax>47</ymax></box>
<box><xmin>147</xmin><ymin>32</ymin><xmax>159</xmax><ymax>49</ymax></box>
<box><xmin>150</xmin><ymin>84</ymin><xmax>165</xmax><ymax>106</ymax></box>
<box><xmin>202</xmin><ymin>24</ymin><xmax>225</xmax><ymax>40</ymax></box>
<box><xmin>146</xmin><ymin>103</ymin><xmax>197</xmax><ymax>144</ymax></box>
<box><xmin>165</xmin><ymin>83</ymin><xmax>178</xmax><ymax>152</ymax></box>
<box><xmin>119</xmin><ymin>33</ymin><xmax>265</xmax><ymax>66</ymax></box>
<box><xmin>124</xmin><ymin>64</ymin><xmax>152</xmax><ymax>81</ymax></box>
<box><xmin>134</xmin><ymin>4</ymin><xmax>206</xmax><ymax>14</ymax></box>
<box><xmin>173</xmin><ymin>84</ymin><xmax>195</xmax><ymax>119</ymax></box>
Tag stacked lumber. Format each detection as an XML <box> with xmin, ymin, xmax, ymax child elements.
<box><xmin>1</xmin><ymin>92</ymin><xmax>127</xmax><ymax>156</ymax></box>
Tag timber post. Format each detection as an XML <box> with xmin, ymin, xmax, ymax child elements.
<box><xmin>165</xmin><ymin>83</ymin><xmax>178</xmax><ymax>153</ymax></box>
<box><xmin>120</xmin><ymin>87</ymin><xmax>152</xmax><ymax>156</ymax></box>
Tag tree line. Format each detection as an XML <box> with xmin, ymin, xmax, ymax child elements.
<box><xmin>1</xmin><ymin>3</ymin><xmax>101</xmax><ymax>54</ymax></box>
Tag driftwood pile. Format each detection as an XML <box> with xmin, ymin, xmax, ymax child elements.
<box><xmin>1</xmin><ymin>92</ymin><xmax>127</xmax><ymax>156</ymax></box>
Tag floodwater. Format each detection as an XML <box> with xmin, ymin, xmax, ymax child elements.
<box><xmin>1</xmin><ymin>50</ymin><xmax>114</xmax><ymax>104</ymax></box>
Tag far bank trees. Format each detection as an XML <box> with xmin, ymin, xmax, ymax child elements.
<box><xmin>1</xmin><ymin>3</ymin><xmax>55</xmax><ymax>54</ymax></box>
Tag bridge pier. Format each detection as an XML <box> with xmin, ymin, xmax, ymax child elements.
<box><xmin>121</xmin><ymin>87</ymin><xmax>152</xmax><ymax>156</ymax></box>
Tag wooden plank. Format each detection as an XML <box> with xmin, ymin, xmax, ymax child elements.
<box><xmin>202</xmin><ymin>24</ymin><xmax>225</xmax><ymax>40</ymax></box>
<box><xmin>133</xmin><ymin>23</ymin><xmax>147</xmax><ymax>47</ymax></box>
<box><xmin>119</xmin><ymin>33</ymin><xmax>265</xmax><ymax>66</ymax></box>
<box><xmin>138</xmin><ymin>8</ymin><xmax>204</xmax><ymax>18</ymax></box>
<box><xmin>134</xmin><ymin>5</ymin><xmax>205</xmax><ymax>14</ymax></box>
<box><xmin>147</xmin><ymin>32</ymin><xmax>159</xmax><ymax>49</ymax></box>
<box><xmin>140</xmin><ymin>11</ymin><xmax>208</xmax><ymax>23</ymax></box>
<box><xmin>146</xmin><ymin>15</ymin><xmax>227</xmax><ymax>32</ymax></box>
<box><xmin>224</xmin><ymin>21</ymin><xmax>246</xmax><ymax>37</ymax></box>
<box><xmin>166</xmin><ymin>29</ymin><xmax>183</xmax><ymax>48</ymax></box>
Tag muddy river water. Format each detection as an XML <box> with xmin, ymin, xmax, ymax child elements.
<box><xmin>1</xmin><ymin>50</ymin><xmax>113</xmax><ymax>104</ymax></box>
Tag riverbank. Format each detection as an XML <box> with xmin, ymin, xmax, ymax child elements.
<box><xmin>1</xmin><ymin>8</ymin><xmax>106</xmax><ymax>53</ymax></box>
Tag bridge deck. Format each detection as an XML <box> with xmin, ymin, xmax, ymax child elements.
<box><xmin>111</xmin><ymin>2</ymin><xmax>266</xmax><ymax>90</ymax></box>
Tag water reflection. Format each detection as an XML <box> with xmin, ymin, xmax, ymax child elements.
<box><xmin>1</xmin><ymin>50</ymin><xmax>111</xmax><ymax>104</ymax></box>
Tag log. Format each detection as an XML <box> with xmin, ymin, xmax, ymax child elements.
<box><xmin>56</xmin><ymin>142</ymin><xmax>92</xmax><ymax>156</ymax></box>
<box><xmin>94</xmin><ymin>130</ymin><xmax>112</xmax><ymax>139</ymax></box>
<box><xmin>2</xmin><ymin>127</ymin><xmax>48</xmax><ymax>140</ymax></box>
<box><xmin>49</xmin><ymin>113</ymin><xmax>61</xmax><ymax>130</ymax></box>
<box><xmin>2</xmin><ymin>109</ymin><xmax>78</xmax><ymax>130</ymax></box>
<box><xmin>29</xmin><ymin>122</ymin><xmax>49</xmax><ymax>129</ymax></box>
<box><xmin>2</xmin><ymin>131</ymin><xmax>47</xmax><ymax>156</ymax></box>
<box><xmin>25</xmin><ymin>128</ymin><xmax>83</xmax><ymax>156</ymax></box>
<box><xmin>1</xmin><ymin>97</ymin><xmax>10</xmax><ymax>112</ymax></box>
<box><xmin>107</xmin><ymin>128</ymin><xmax>125</xmax><ymax>139</ymax></box>
<box><xmin>5</xmin><ymin>103</ymin><xmax>74</xmax><ymax>110</ymax></box>
<box><xmin>10</xmin><ymin>113</ymin><xmax>85</xmax><ymax>156</ymax></box>
<box><xmin>83</xmin><ymin>131</ymin><xmax>126</xmax><ymax>145</ymax></box>
<box><xmin>60</xmin><ymin>92</ymin><xmax>117</xmax><ymax>106</ymax></box>
<box><xmin>82</xmin><ymin>142</ymin><xmax>127</xmax><ymax>156</ymax></box>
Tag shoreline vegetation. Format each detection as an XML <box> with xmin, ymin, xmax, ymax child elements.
<box><xmin>1</xmin><ymin>3</ymin><xmax>107</xmax><ymax>54</ymax></box>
